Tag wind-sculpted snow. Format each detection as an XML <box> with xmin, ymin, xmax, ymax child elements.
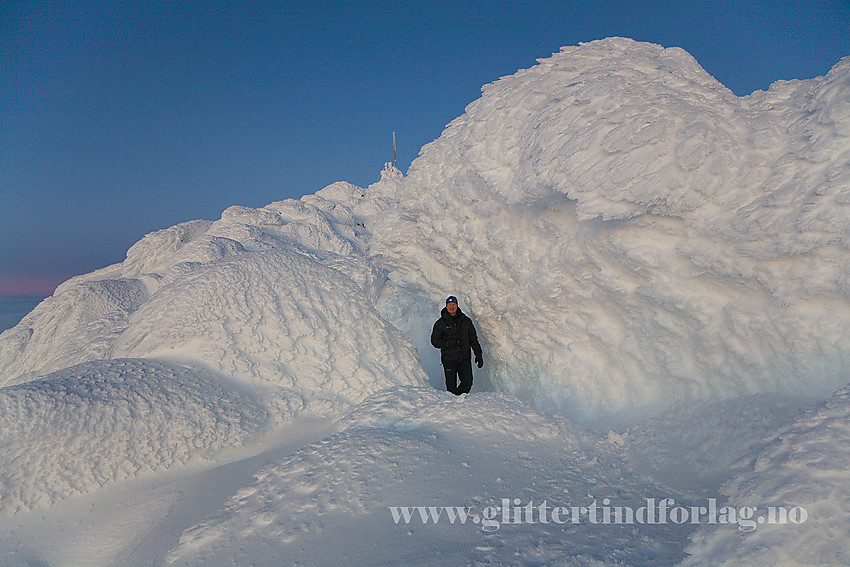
<box><xmin>113</xmin><ymin>246</ymin><xmax>425</xmax><ymax>418</ymax></box>
<box><xmin>0</xmin><ymin>358</ymin><xmax>268</xmax><ymax>513</ymax></box>
<box><xmin>3</xmin><ymin>38</ymin><xmax>847</xmax><ymax>423</ymax></box>
<box><xmin>684</xmin><ymin>384</ymin><xmax>850</xmax><ymax>565</ymax></box>
<box><xmin>366</xmin><ymin>37</ymin><xmax>850</xmax><ymax>421</ymax></box>
<box><xmin>0</xmin><ymin>37</ymin><xmax>848</xmax><ymax>566</ymax></box>
<box><xmin>0</xmin><ymin>278</ymin><xmax>149</xmax><ymax>385</ymax></box>
<box><xmin>0</xmin><ymin>181</ymin><xmax>427</xmax><ymax>417</ymax></box>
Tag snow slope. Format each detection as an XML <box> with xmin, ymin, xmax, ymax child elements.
<box><xmin>0</xmin><ymin>180</ymin><xmax>427</xmax><ymax>514</ymax></box>
<box><xmin>1</xmin><ymin>38</ymin><xmax>849</xmax><ymax>566</ymax></box>
<box><xmin>685</xmin><ymin>384</ymin><xmax>850</xmax><ymax>566</ymax></box>
<box><xmin>0</xmin><ymin>181</ymin><xmax>427</xmax><ymax>414</ymax></box>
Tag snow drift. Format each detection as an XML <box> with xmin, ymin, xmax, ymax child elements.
<box><xmin>684</xmin><ymin>384</ymin><xmax>850</xmax><ymax>565</ymax></box>
<box><xmin>167</xmin><ymin>387</ymin><xmax>692</xmax><ymax>567</ymax></box>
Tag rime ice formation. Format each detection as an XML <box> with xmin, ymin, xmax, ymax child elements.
<box><xmin>365</xmin><ymin>37</ymin><xmax>850</xmax><ymax>420</ymax></box>
<box><xmin>4</xmin><ymin>40</ymin><xmax>849</xmax><ymax>422</ymax></box>
<box><xmin>1</xmin><ymin>38</ymin><xmax>849</xmax><ymax>566</ymax></box>
<box><xmin>0</xmin><ymin>182</ymin><xmax>427</xmax><ymax>406</ymax></box>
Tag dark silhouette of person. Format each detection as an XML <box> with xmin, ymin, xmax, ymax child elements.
<box><xmin>430</xmin><ymin>296</ymin><xmax>483</xmax><ymax>395</ymax></box>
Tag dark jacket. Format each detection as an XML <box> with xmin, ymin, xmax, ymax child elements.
<box><xmin>431</xmin><ymin>307</ymin><xmax>482</xmax><ymax>364</ymax></box>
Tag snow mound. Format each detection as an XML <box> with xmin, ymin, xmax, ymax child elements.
<box><xmin>0</xmin><ymin>278</ymin><xmax>149</xmax><ymax>384</ymax></box>
<box><xmin>168</xmin><ymin>387</ymin><xmax>690</xmax><ymax>567</ymax></box>
<box><xmin>112</xmin><ymin>246</ymin><xmax>424</xmax><ymax>418</ymax></box>
<box><xmin>366</xmin><ymin>38</ymin><xmax>850</xmax><ymax>421</ymax></box>
<box><xmin>0</xmin><ymin>181</ymin><xmax>427</xmax><ymax>417</ymax></box>
<box><xmin>684</xmin><ymin>383</ymin><xmax>850</xmax><ymax>566</ymax></box>
<box><xmin>336</xmin><ymin>386</ymin><xmax>562</xmax><ymax>440</ymax></box>
<box><xmin>0</xmin><ymin>358</ymin><xmax>268</xmax><ymax>513</ymax></box>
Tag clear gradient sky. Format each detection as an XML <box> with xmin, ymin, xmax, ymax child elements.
<box><xmin>2</xmin><ymin>0</ymin><xmax>848</xmax><ymax>296</ymax></box>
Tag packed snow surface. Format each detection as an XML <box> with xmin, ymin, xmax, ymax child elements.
<box><xmin>1</xmin><ymin>38</ymin><xmax>849</xmax><ymax>566</ymax></box>
<box><xmin>167</xmin><ymin>387</ymin><xmax>691</xmax><ymax>567</ymax></box>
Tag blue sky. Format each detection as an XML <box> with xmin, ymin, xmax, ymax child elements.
<box><xmin>1</xmin><ymin>0</ymin><xmax>848</xmax><ymax>295</ymax></box>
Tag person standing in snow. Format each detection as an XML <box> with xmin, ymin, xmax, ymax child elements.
<box><xmin>430</xmin><ymin>296</ymin><xmax>483</xmax><ymax>395</ymax></box>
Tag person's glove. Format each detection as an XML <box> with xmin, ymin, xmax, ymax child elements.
<box><xmin>475</xmin><ymin>354</ymin><xmax>483</xmax><ymax>368</ymax></box>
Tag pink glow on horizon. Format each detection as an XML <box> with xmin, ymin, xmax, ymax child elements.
<box><xmin>0</xmin><ymin>275</ymin><xmax>69</xmax><ymax>296</ymax></box>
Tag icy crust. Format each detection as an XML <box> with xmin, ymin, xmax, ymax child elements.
<box><xmin>168</xmin><ymin>387</ymin><xmax>691</xmax><ymax>567</ymax></box>
<box><xmin>683</xmin><ymin>383</ymin><xmax>850</xmax><ymax>566</ymax></box>
<box><xmin>366</xmin><ymin>38</ymin><xmax>850</xmax><ymax>420</ymax></box>
<box><xmin>0</xmin><ymin>358</ymin><xmax>268</xmax><ymax>513</ymax></box>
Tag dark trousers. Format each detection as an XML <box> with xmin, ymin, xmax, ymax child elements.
<box><xmin>443</xmin><ymin>357</ymin><xmax>473</xmax><ymax>395</ymax></box>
